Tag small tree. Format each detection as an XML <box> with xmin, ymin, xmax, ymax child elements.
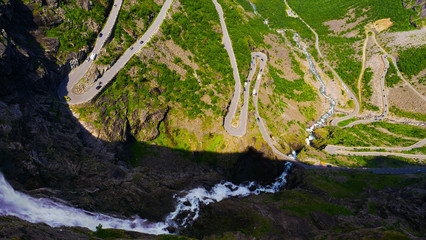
<box><xmin>95</xmin><ymin>223</ymin><xmax>102</xmax><ymax>232</ymax></box>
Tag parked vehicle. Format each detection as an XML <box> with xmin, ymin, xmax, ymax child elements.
<box><xmin>90</xmin><ymin>53</ymin><xmax>97</xmax><ymax>60</ymax></box>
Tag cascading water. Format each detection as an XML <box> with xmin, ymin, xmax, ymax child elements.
<box><xmin>249</xmin><ymin>2</ymin><xmax>258</xmax><ymax>15</ymax></box>
<box><xmin>166</xmin><ymin>162</ymin><xmax>292</xmax><ymax>228</ymax></box>
<box><xmin>0</xmin><ymin>172</ymin><xmax>168</xmax><ymax>235</ymax></box>
<box><xmin>292</xmin><ymin>33</ymin><xmax>336</xmax><ymax>145</ymax></box>
<box><xmin>0</xmin><ymin>162</ymin><xmax>292</xmax><ymax>234</ymax></box>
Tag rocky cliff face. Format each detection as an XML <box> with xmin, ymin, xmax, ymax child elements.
<box><xmin>402</xmin><ymin>0</ymin><xmax>426</xmax><ymax>27</ymax></box>
<box><xmin>91</xmin><ymin>95</ymin><xmax>169</xmax><ymax>142</ymax></box>
<box><xmin>0</xmin><ymin>0</ymin><xmax>222</xmax><ymax>224</ymax></box>
<box><xmin>0</xmin><ymin>0</ymin><xmax>424</xmax><ymax>239</ymax></box>
<box><xmin>0</xmin><ymin>0</ymin><xmax>287</xmax><ymax>229</ymax></box>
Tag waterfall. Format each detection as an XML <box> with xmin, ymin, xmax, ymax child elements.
<box><xmin>0</xmin><ymin>162</ymin><xmax>292</xmax><ymax>234</ymax></box>
<box><xmin>292</xmin><ymin>33</ymin><xmax>336</xmax><ymax>145</ymax></box>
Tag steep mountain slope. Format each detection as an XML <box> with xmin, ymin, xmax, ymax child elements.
<box><xmin>0</xmin><ymin>0</ymin><xmax>424</xmax><ymax>239</ymax></box>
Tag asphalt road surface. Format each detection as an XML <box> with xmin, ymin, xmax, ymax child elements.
<box><xmin>213</xmin><ymin>0</ymin><xmax>247</xmax><ymax>137</ymax></box>
<box><xmin>325</xmin><ymin>138</ymin><xmax>426</xmax><ymax>159</ymax></box>
<box><xmin>58</xmin><ymin>0</ymin><xmax>173</xmax><ymax>105</ymax></box>
<box><xmin>57</xmin><ymin>0</ymin><xmax>123</xmax><ymax>102</ymax></box>
<box><xmin>213</xmin><ymin>0</ymin><xmax>299</xmax><ymax>163</ymax></box>
<box><xmin>57</xmin><ymin>0</ymin><xmax>424</xmax><ymax>174</ymax></box>
<box><xmin>250</xmin><ymin>52</ymin><xmax>298</xmax><ymax>162</ymax></box>
<box><xmin>283</xmin><ymin>0</ymin><xmax>360</xmax><ymax>127</ymax></box>
<box><xmin>369</xmin><ymin>29</ymin><xmax>425</xmax><ymax>101</ymax></box>
<box><xmin>343</xmin><ymin>54</ymin><xmax>390</xmax><ymax>127</ymax></box>
<box><xmin>222</xmin><ymin>52</ymin><xmax>260</xmax><ymax>137</ymax></box>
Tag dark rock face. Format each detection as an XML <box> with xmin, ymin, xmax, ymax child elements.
<box><xmin>0</xmin><ymin>1</ymin><xmax>423</xmax><ymax>240</ymax></box>
<box><xmin>0</xmin><ymin>0</ymin><xmax>278</xmax><ymax>230</ymax></box>
<box><xmin>0</xmin><ymin>216</ymin><xmax>159</xmax><ymax>240</ymax></box>
<box><xmin>402</xmin><ymin>0</ymin><xmax>426</xmax><ymax>28</ymax></box>
<box><xmin>182</xmin><ymin>168</ymin><xmax>425</xmax><ymax>240</ymax></box>
<box><xmin>129</xmin><ymin>107</ymin><xmax>169</xmax><ymax>141</ymax></box>
<box><xmin>32</xmin><ymin>8</ymin><xmax>63</xmax><ymax>27</ymax></box>
<box><xmin>45</xmin><ymin>0</ymin><xmax>59</xmax><ymax>8</ymax></box>
<box><xmin>77</xmin><ymin>0</ymin><xmax>92</xmax><ymax>11</ymax></box>
<box><xmin>0</xmin><ymin>216</ymin><xmax>93</xmax><ymax>240</ymax></box>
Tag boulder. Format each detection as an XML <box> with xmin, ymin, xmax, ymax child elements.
<box><xmin>76</xmin><ymin>0</ymin><xmax>91</xmax><ymax>11</ymax></box>
<box><xmin>128</xmin><ymin>107</ymin><xmax>168</xmax><ymax>141</ymax></box>
<box><xmin>45</xmin><ymin>0</ymin><xmax>58</xmax><ymax>8</ymax></box>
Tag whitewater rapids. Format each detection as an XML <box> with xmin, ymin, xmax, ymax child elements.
<box><xmin>0</xmin><ymin>162</ymin><xmax>292</xmax><ymax>234</ymax></box>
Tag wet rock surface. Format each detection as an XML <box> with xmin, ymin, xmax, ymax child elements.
<box><xmin>0</xmin><ymin>0</ymin><xmax>424</xmax><ymax>239</ymax></box>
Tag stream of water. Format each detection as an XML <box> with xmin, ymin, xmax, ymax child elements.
<box><xmin>0</xmin><ymin>162</ymin><xmax>292</xmax><ymax>234</ymax></box>
<box><xmin>292</xmin><ymin>33</ymin><xmax>336</xmax><ymax>144</ymax></box>
<box><xmin>249</xmin><ymin>2</ymin><xmax>258</xmax><ymax>15</ymax></box>
<box><xmin>248</xmin><ymin>2</ymin><xmax>335</xmax><ymax>145</ymax></box>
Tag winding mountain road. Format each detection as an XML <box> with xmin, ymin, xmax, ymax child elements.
<box><xmin>213</xmin><ymin>0</ymin><xmax>297</xmax><ymax>162</ymax></box>
<box><xmin>357</xmin><ymin>29</ymin><xmax>370</xmax><ymax>106</ymax></box>
<box><xmin>251</xmin><ymin>53</ymin><xmax>296</xmax><ymax>162</ymax></box>
<box><xmin>283</xmin><ymin>0</ymin><xmax>360</xmax><ymax>127</ymax></box>
<box><xmin>325</xmin><ymin>138</ymin><xmax>426</xmax><ymax>159</ymax></box>
<box><xmin>281</xmin><ymin>0</ymin><xmax>424</xmax><ymax>168</ymax></box>
<box><xmin>58</xmin><ymin>0</ymin><xmax>174</xmax><ymax>105</ymax></box>
<box><xmin>342</xmin><ymin>54</ymin><xmax>390</xmax><ymax>127</ymax></box>
<box><xmin>60</xmin><ymin>0</ymin><xmax>124</xmax><ymax>96</ymax></box>
<box><xmin>54</xmin><ymin>0</ymin><xmax>424</xmax><ymax>173</ymax></box>
<box><xmin>369</xmin><ymin>30</ymin><xmax>425</xmax><ymax>101</ymax></box>
<box><xmin>213</xmin><ymin>0</ymin><xmax>247</xmax><ymax>137</ymax></box>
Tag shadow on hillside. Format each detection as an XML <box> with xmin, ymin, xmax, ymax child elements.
<box><xmin>0</xmin><ymin>0</ymin><xmax>424</xmax><ymax>232</ymax></box>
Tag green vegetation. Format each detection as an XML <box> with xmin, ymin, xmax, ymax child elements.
<box><xmin>324</xmin><ymin>124</ymin><xmax>420</xmax><ymax>147</ymax></box>
<box><xmin>287</xmin><ymin>0</ymin><xmax>415</xmax><ymax>33</ymax></box>
<box><xmin>153</xmin><ymin>123</ymin><xmax>198</xmax><ymax>152</ymax></box>
<box><xmin>305</xmin><ymin>170</ymin><xmax>422</xmax><ymax>198</ymax></box>
<box><xmin>279</xmin><ymin>190</ymin><xmax>353</xmax><ymax>217</ymax></box>
<box><xmin>162</xmin><ymin>0</ymin><xmax>233</xmax><ymax>92</ymax></box>
<box><xmin>282</xmin><ymin>0</ymin><xmax>414</xmax><ymax>99</ymax></box>
<box><xmin>98</xmin><ymin>0</ymin><xmax>160</xmax><ymax>64</ymax></box>
<box><xmin>361</xmin><ymin>67</ymin><xmax>373</xmax><ymax>102</ymax></box>
<box><xmin>385</xmin><ymin>59</ymin><xmax>401</xmax><ymax>87</ymax></box>
<box><xmin>118</xmin><ymin>1</ymin><xmax>160</xmax><ymax>36</ymax></box>
<box><xmin>93</xmin><ymin>224</ymin><xmax>126</xmax><ymax>239</ymax></box>
<box><xmin>364</xmin><ymin>102</ymin><xmax>380</xmax><ymax>111</ymax></box>
<box><xmin>389</xmin><ymin>106</ymin><xmax>426</xmax><ymax>121</ymax></box>
<box><xmin>342</xmin><ymin>155</ymin><xmax>423</xmax><ymax>168</ymax></box>
<box><xmin>370</xmin><ymin>121</ymin><xmax>426</xmax><ymax>139</ymax></box>
<box><xmin>269</xmin><ymin>65</ymin><xmax>317</xmax><ymax>102</ymax></box>
<box><xmin>253</xmin><ymin>0</ymin><xmax>314</xmax><ymax>40</ymax></box>
<box><xmin>218</xmin><ymin>0</ymin><xmax>271</xmax><ymax>79</ymax></box>
<box><xmin>300</xmin><ymin>105</ymin><xmax>316</xmax><ymax>120</ymax></box>
<box><xmin>236</xmin><ymin>0</ymin><xmax>253</xmax><ymax>12</ymax></box>
<box><xmin>397</xmin><ymin>46</ymin><xmax>426</xmax><ymax>78</ymax></box>
<box><xmin>46</xmin><ymin>0</ymin><xmax>107</xmax><ymax>53</ymax></box>
<box><xmin>337</xmin><ymin>117</ymin><xmax>358</xmax><ymax>127</ymax></box>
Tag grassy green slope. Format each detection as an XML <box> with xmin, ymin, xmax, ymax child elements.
<box><xmin>186</xmin><ymin>170</ymin><xmax>424</xmax><ymax>239</ymax></box>
<box><xmin>46</xmin><ymin>0</ymin><xmax>108</xmax><ymax>54</ymax></box>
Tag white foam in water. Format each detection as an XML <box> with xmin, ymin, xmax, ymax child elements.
<box><xmin>0</xmin><ymin>172</ymin><xmax>168</xmax><ymax>235</ymax></box>
<box><xmin>0</xmin><ymin>162</ymin><xmax>292</xmax><ymax>233</ymax></box>
<box><xmin>292</xmin><ymin>33</ymin><xmax>336</xmax><ymax>145</ymax></box>
<box><xmin>166</xmin><ymin>162</ymin><xmax>292</xmax><ymax>227</ymax></box>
